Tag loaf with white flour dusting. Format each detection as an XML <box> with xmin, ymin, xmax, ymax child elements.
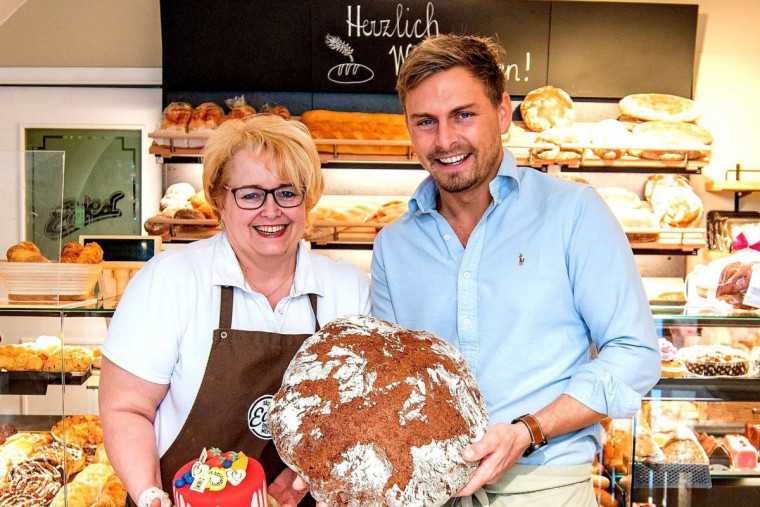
<box><xmin>268</xmin><ymin>315</ymin><xmax>489</xmax><ymax>507</ymax></box>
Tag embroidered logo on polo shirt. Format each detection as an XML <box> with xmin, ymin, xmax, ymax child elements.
<box><xmin>248</xmin><ymin>395</ymin><xmax>273</xmax><ymax>440</ymax></box>
<box><xmin>519</xmin><ymin>253</ymin><xmax>525</xmax><ymax>266</ymax></box>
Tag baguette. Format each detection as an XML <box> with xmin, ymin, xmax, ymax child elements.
<box><xmin>300</xmin><ymin>110</ymin><xmax>412</xmax><ymax>156</ymax></box>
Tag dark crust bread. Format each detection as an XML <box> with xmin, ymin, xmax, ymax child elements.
<box><xmin>269</xmin><ymin>316</ymin><xmax>489</xmax><ymax>507</ymax></box>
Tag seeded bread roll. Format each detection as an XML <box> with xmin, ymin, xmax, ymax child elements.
<box><xmin>269</xmin><ymin>315</ymin><xmax>489</xmax><ymax>507</ymax></box>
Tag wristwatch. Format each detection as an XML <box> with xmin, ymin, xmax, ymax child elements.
<box><xmin>511</xmin><ymin>413</ymin><xmax>548</xmax><ymax>457</ymax></box>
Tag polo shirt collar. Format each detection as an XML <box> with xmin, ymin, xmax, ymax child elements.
<box><xmin>409</xmin><ymin>149</ymin><xmax>521</xmax><ymax>214</ymax></box>
<box><xmin>211</xmin><ymin>234</ymin><xmax>324</xmax><ymax>297</ymax></box>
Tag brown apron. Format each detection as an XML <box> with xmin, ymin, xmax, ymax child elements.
<box><xmin>127</xmin><ymin>285</ymin><xmax>319</xmax><ymax>507</ymax></box>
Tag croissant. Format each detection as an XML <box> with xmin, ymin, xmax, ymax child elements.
<box><xmin>76</xmin><ymin>242</ymin><xmax>104</xmax><ymax>264</ymax></box>
<box><xmin>49</xmin><ymin>480</ymin><xmax>90</xmax><ymax>507</ymax></box>
<box><xmin>60</xmin><ymin>242</ymin><xmax>84</xmax><ymax>263</ymax></box>
<box><xmin>7</xmin><ymin>242</ymin><xmax>49</xmax><ymax>262</ymax></box>
<box><xmin>93</xmin><ymin>473</ymin><xmax>128</xmax><ymax>507</ymax></box>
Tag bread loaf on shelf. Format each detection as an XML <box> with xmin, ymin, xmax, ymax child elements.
<box><xmin>300</xmin><ymin>110</ymin><xmax>412</xmax><ymax>156</ymax></box>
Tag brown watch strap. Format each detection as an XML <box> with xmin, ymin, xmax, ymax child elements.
<box><xmin>515</xmin><ymin>414</ymin><xmax>545</xmax><ymax>445</ymax></box>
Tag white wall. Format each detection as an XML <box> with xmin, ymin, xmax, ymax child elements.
<box><xmin>0</xmin><ymin>86</ymin><xmax>163</xmax><ymax>252</ymax></box>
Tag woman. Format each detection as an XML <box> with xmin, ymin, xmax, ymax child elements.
<box><xmin>100</xmin><ymin>115</ymin><xmax>371</xmax><ymax>507</ymax></box>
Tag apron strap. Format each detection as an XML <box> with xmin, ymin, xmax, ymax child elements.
<box><xmin>219</xmin><ymin>285</ymin><xmax>234</xmax><ymax>329</ymax></box>
<box><xmin>219</xmin><ymin>286</ymin><xmax>320</xmax><ymax>331</ymax></box>
<box><xmin>308</xmin><ymin>293</ymin><xmax>320</xmax><ymax>332</ymax></box>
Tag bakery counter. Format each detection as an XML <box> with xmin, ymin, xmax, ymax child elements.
<box><xmin>650</xmin><ymin>378</ymin><xmax>760</xmax><ymax>402</ymax></box>
<box><xmin>0</xmin><ymin>296</ymin><xmax>118</xmax><ymax>317</ymax></box>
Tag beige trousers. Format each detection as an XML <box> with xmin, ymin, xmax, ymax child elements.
<box><xmin>448</xmin><ymin>464</ymin><xmax>597</xmax><ymax>507</ymax></box>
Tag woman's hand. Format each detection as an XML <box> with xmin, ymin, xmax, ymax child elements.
<box><xmin>454</xmin><ymin>422</ymin><xmax>531</xmax><ymax>496</ymax></box>
<box><xmin>268</xmin><ymin>468</ymin><xmax>310</xmax><ymax>507</ymax></box>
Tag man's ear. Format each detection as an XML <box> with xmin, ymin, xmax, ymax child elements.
<box><xmin>498</xmin><ymin>92</ymin><xmax>513</xmax><ymax>135</ymax></box>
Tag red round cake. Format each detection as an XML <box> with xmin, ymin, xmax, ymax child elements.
<box><xmin>173</xmin><ymin>448</ymin><xmax>268</xmax><ymax>507</ymax></box>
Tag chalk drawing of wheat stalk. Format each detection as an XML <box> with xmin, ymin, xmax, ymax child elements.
<box><xmin>325</xmin><ymin>34</ymin><xmax>354</xmax><ymax>62</ymax></box>
<box><xmin>324</xmin><ymin>34</ymin><xmax>374</xmax><ymax>84</ymax></box>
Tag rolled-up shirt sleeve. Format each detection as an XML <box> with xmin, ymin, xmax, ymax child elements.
<box><xmin>563</xmin><ymin>187</ymin><xmax>661</xmax><ymax>419</ymax></box>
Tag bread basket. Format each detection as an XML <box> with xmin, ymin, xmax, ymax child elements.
<box><xmin>0</xmin><ymin>261</ymin><xmax>103</xmax><ymax>302</ymax></box>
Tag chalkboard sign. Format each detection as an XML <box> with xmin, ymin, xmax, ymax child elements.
<box><xmin>311</xmin><ymin>0</ymin><xmax>549</xmax><ymax>95</ymax></box>
<box><xmin>160</xmin><ymin>0</ymin><xmax>311</xmax><ymax>92</ymax></box>
<box><xmin>160</xmin><ymin>1</ymin><xmax>698</xmax><ymax>104</ymax></box>
<box><xmin>547</xmin><ymin>2</ymin><xmax>697</xmax><ymax>98</ymax></box>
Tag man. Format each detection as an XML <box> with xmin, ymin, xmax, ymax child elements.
<box><xmin>370</xmin><ymin>34</ymin><xmax>660</xmax><ymax>506</ymax></box>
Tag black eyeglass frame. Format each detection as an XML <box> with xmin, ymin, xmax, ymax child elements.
<box><xmin>225</xmin><ymin>185</ymin><xmax>305</xmax><ymax>210</ymax></box>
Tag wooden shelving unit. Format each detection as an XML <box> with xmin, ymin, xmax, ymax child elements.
<box><xmin>148</xmin><ymin>122</ymin><xmax>711</xmax><ymax>173</ymax></box>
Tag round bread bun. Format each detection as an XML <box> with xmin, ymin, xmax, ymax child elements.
<box><xmin>646</xmin><ymin>175</ymin><xmax>704</xmax><ymax>228</ymax></box>
<box><xmin>144</xmin><ymin>220</ymin><xmax>170</xmax><ymax>237</ymax></box>
<box><xmin>173</xmin><ymin>207</ymin><xmax>205</xmax><ymax>220</ymax></box>
<box><xmin>532</xmin><ymin>126</ymin><xmax>588</xmax><ymax>163</ymax></box>
<box><xmin>228</xmin><ymin>104</ymin><xmax>257</xmax><ymax>120</ymax></box>
<box><xmin>629</xmin><ymin>120</ymin><xmax>711</xmax><ymax>161</ymax></box>
<box><xmin>591</xmin><ymin>119</ymin><xmax>632</xmax><ymax>160</ymax></box>
<box><xmin>188</xmin><ymin>102</ymin><xmax>225</xmax><ymax>132</ymax></box>
<box><xmin>619</xmin><ymin>93</ymin><xmax>701</xmax><ymax>123</ymax></box>
<box><xmin>597</xmin><ymin>187</ymin><xmax>642</xmax><ymax>209</ymax></box>
<box><xmin>520</xmin><ymin>86</ymin><xmax>576</xmax><ymax>132</ymax></box>
<box><xmin>269</xmin><ymin>315</ymin><xmax>489</xmax><ymax>507</ymax></box>
<box><xmin>164</xmin><ymin>182</ymin><xmax>196</xmax><ymax>200</ymax></box>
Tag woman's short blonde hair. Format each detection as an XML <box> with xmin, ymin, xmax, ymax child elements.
<box><xmin>396</xmin><ymin>34</ymin><xmax>506</xmax><ymax>110</ymax></box>
<box><xmin>202</xmin><ymin>115</ymin><xmax>324</xmax><ymax>216</ymax></box>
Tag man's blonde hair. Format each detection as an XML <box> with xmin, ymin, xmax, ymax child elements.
<box><xmin>202</xmin><ymin>115</ymin><xmax>324</xmax><ymax>217</ymax></box>
<box><xmin>396</xmin><ymin>34</ymin><xmax>506</xmax><ymax>109</ymax></box>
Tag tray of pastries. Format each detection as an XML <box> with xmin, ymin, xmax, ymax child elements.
<box><xmin>678</xmin><ymin>344</ymin><xmax>753</xmax><ymax>377</ymax></box>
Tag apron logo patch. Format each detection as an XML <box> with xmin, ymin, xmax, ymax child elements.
<box><xmin>248</xmin><ymin>395</ymin><xmax>273</xmax><ymax>440</ymax></box>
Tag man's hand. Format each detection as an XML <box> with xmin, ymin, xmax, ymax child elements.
<box><xmin>454</xmin><ymin>422</ymin><xmax>532</xmax><ymax>497</ymax></box>
<box><xmin>268</xmin><ymin>468</ymin><xmax>310</xmax><ymax>507</ymax></box>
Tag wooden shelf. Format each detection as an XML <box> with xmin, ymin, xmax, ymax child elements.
<box><xmin>143</xmin><ymin>215</ymin><xmax>221</xmax><ymax>242</ymax></box>
<box><xmin>705</xmin><ymin>179</ymin><xmax>760</xmax><ymax>193</ymax></box>
<box><xmin>305</xmin><ymin>223</ymin><xmax>705</xmax><ymax>253</ymax></box>
<box><xmin>148</xmin><ymin>121</ymin><xmax>711</xmax><ymax>173</ymax></box>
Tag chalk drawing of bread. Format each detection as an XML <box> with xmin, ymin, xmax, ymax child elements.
<box><xmin>325</xmin><ymin>34</ymin><xmax>375</xmax><ymax>85</ymax></box>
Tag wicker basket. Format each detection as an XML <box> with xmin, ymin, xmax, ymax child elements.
<box><xmin>0</xmin><ymin>261</ymin><xmax>103</xmax><ymax>302</ymax></box>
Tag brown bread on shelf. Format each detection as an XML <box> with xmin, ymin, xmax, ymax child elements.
<box><xmin>519</xmin><ymin>85</ymin><xmax>576</xmax><ymax>133</ymax></box>
<box><xmin>300</xmin><ymin>110</ymin><xmax>412</xmax><ymax>156</ymax></box>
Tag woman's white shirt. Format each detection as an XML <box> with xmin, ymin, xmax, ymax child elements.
<box><xmin>102</xmin><ymin>233</ymin><xmax>371</xmax><ymax>455</ymax></box>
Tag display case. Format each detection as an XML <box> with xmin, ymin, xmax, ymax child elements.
<box><xmin>607</xmin><ymin>307</ymin><xmax>760</xmax><ymax>507</ymax></box>
<box><xmin>0</xmin><ymin>150</ymin><xmax>124</xmax><ymax>506</ymax></box>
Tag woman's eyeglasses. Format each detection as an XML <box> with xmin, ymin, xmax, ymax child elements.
<box><xmin>226</xmin><ymin>185</ymin><xmax>304</xmax><ymax>210</ymax></box>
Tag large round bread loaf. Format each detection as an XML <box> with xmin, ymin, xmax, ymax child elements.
<box><xmin>268</xmin><ymin>315</ymin><xmax>489</xmax><ymax>507</ymax></box>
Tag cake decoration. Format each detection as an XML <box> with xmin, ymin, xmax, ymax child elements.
<box><xmin>173</xmin><ymin>448</ymin><xmax>269</xmax><ymax>507</ymax></box>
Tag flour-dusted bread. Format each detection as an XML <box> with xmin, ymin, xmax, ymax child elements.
<box><xmin>531</xmin><ymin>125</ymin><xmax>588</xmax><ymax>163</ymax></box>
<box><xmin>591</xmin><ymin>119</ymin><xmax>633</xmax><ymax>160</ymax></box>
<box><xmin>520</xmin><ymin>85</ymin><xmax>575</xmax><ymax>132</ymax></box>
<box><xmin>619</xmin><ymin>94</ymin><xmax>701</xmax><ymax>123</ymax></box>
<box><xmin>269</xmin><ymin>315</ymin><xmax>489</xmax><ymax>507</ymax></box>
<box><xmin>629</xmin><ymin>121</ymin><xmax>712</xmax><ymax>161</ymax></box>
<box><xmin>644</xmin><ymin>174</ymin><xmax>704</xmax><ymax>228</ymax></box>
